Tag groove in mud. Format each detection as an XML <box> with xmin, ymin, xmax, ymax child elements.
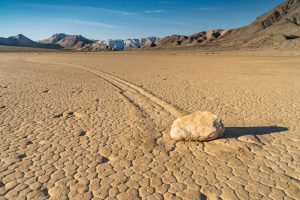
<box><xmin>22</xmin><ymin>57</ymin><xmax>185</xmax><ymax>157</ymax></box>
<box><xmin>22</xmin><ymin>57</ymin><xmax>186</xmax><ymax>120</ymax></box>
<box><xmin>119</xmin><ymin>90</ymin><xmax>148</xmax><ymax>119</ymax></box>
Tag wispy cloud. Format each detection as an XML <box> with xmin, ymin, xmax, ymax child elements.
<box><xmin>84</xmin><ymin>6</ymin><xmax>136</xmax><ymax>16</ymax></box>
<box><xmin>19</xmin><ymin>3</ymin><xmax>191</xmax><ymax>29</ymax></box>
<box><xmin>22</xmin><ymin>3</ymin><xmax>136</xmax><ymax>16</ymax></box>
<box><xmin>62</xmin><ymin>19</ymin><xmax>119</xmax><ymax>28</ymax></box>
<box><xmin>144</xmin><ymin>10</ymin><xmax>165</xmax><ymax>14</ymax></box>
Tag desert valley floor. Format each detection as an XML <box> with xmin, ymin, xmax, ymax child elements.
<box><xmin>0</xmin><ymin>52</ymin><xmax>299</xmax><ymax>200</ymax></box>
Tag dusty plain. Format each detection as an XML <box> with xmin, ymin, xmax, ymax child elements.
<box><xmin>0</xmin><ymin>51</ymin><xmax>299</xmax><ymax>200</ymax></box>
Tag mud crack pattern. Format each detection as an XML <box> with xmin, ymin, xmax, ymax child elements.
<box><xmin>0</xmin><ymin>53</ymin><xmax>299</xmax><ymax>200</ymax></box>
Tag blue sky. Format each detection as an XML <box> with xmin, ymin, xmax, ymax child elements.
<box><xmin>0</xmin><ymin>0</ymin><xmax>283</xmax><ymax>40</ymax></box>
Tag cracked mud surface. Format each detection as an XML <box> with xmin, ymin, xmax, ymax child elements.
<box><xmin>0</xmin><ymin>52</ymin><xmax>299</xmax><ymax>199</ymax></box>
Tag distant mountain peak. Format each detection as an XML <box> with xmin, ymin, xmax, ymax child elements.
<box><xmin>39</xmin><ymin>33</ymin><xmax>69</xmax><ymax>44</ymax></box>
<box><xmin>51</xmin><ymin>33</ymin><xmax>68</xmax><ymax>39</ymax></box>
<box><xmin>53</xmin><ymin>33</ymin><xmax>67</xmax><ymax>36</ymax></box>
<box><xmin>11</xmin><ymin>34</ymin><xmax>28</xmax><ymax>39</ymax></box>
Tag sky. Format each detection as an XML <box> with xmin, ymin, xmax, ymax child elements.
<box><xmin>0</xmin><ymin>0</ymin><xmax>283</xmax><ymax>41</ymax></box>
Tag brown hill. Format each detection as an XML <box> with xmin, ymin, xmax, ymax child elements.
<box><xmin>142</xmin><ymin>29</ymin><xmax>229</xmax><ymax>49</ymax></box>
<box><xmin>143</xmin><ymin>0</ymin><xmax>300</xmax><ymax>51</ymax></box>
<box><xmin>39</xmin><ymin>33</ymin><xmax>68</xmax><ymax>44</ymax></box>
<box><xmin>206</xmin><ymin>0</ymin><xmax>300</xmax><ymax>51</ymax></box>
<box><xmin>56</xmin><ymin>35</ymin><xmax>94</xmax><ymax>49</ymax></box>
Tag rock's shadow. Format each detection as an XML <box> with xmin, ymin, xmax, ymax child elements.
<box><xmin>224</xmin><ymin>126</ymin><xmax>288</xmax><ymax>139</ymax></box>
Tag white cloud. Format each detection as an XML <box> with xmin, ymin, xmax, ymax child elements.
<box><xmin>62</xmin><ymin>19</ymin><xmax>119</xmax><ymax>28</ymax></box>
<box><xmin>22</xmin><ymin>4</ymin><xmax>136</xmax><ymax>16</ymax></box>
<box><xmin>84</xmin><ymin>6</ymin><xmax>136</xmax><ymax>16</ymax></box>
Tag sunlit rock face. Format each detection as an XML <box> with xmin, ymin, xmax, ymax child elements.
<box><xmin>170</xmin><ymin>111</ymin><xmax>225</xmax><ymax>142</ymax></box>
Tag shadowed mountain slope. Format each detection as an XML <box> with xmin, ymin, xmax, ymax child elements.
<box><xmin>206</xmin><ymin>0</ymin><xmax>300</xmax><ymax>51</ymax></box>
<box><xmin>143</xmin><ymin>0</ymin><xmax>300</xmax><ymax>51</ymax></box>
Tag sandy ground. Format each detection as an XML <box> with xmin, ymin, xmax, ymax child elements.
<box><xmin>0</xmin><ymin>52</ymin><xmax>299</xmax><ymax>200</ymax></box>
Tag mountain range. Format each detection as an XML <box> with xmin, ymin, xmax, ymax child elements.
<box><xmin>0</xmin><ymin>32</ymin><xmax>159</xmax><ymax>51</ymax></box>
<box><xmin>0</xmin><ymin>0</ymin><xmax>299</xmax><ymax>51</ymax></box>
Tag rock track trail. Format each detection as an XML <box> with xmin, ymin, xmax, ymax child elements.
<box><xmin>22</xmin><ymin>57</ymin><xmax>189</xmax><ymax>157</ymax></box>
<box><xmin>23</xmin><ymin>57</ymin><xmax>186</xmax><ymax>127</ymax></box>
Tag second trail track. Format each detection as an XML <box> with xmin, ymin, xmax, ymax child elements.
<box><xmin>22</xmin><ymin>56</ymin><xmax>188</xmax><ymax>140</ymax></box>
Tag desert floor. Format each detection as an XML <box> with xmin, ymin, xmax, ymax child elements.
<box><xmin>0</xmin><ymin>52</ymin><xmax>299</xmax><ymax>200</ymax></box>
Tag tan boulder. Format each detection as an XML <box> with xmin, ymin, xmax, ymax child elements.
<box><xmin>170</xmin><ymin>111</ymin><xmax>225</xmax><ymax>141</ymax></box>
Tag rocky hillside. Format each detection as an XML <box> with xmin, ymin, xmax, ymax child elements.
<box><xmin>39</xmin><ymin>33</ymin><xmax>68</xmax><ymax>44</ymax></box>
<box><xmin>57</xmin><ymin>35</ymin><xmax>94</xmax><ymax>49</ymax></box>
<box><xmin>142</xmin><ymin>30</ymin><xmax>229</xmax><ymax>49</ymax></box>
<box><xmin>143</xmin><ymin>0</ymin><xmax>300</xmax><ymax>51</ymax></box>
<box><xmin>206</xmin><ymin>0</ymin><xmax>300</xmax><ymax>51</ymax></box>
<box><xmin>40</xmin><ymin>34</ymin><xmax>95</xmax><ymax>49</ymax></box>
